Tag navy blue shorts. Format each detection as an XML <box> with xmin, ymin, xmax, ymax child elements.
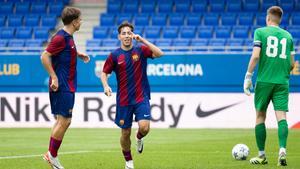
<box><xmin>115</xmin><ymin>100</ymin><xmax>151</xmax><ymax>129</ymax></box>
<box><xmin>49</xmin><ymin>92</ymin><xmax>74</xmax><ymax>118</ymax></box>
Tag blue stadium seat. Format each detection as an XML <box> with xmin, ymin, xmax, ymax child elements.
<box><xmin>15</xmin><ymin>2</ymin><xmax>31</xmax><ymax>14</ymax></box>
<box><xmin>34</xmin><ymin>27</ymin><xmax>49</xmax><ymax>40</ymax></box>
<box><xmin>221</xmin><ymin>13</ymin><xmax>237</xmax><ymax>25</ymax></box>
<box><xmin>8</xmin><ymin>39</ymin><xmax>25</xmax><ymax>52</ymax></box>
<box><xmin>141</xmin><ymin>2</ymin><xmax>156</xmax><ymax>13</ymax></box>
<box><xmin>107</xmin><ymin>3</ymin><xmax>122</xmax><ymax>13</ymax></box>
<box><xmin>0</xmin><ymin>15</ymin><xmax>6</xmax><ymax>26</ymax></box>
<box><xmin>256</xmin><ymin>13</ymin><xmax>266</xmax><ymax>26</ymax></box>
<box><xmin>191</xmin><ymin>0</ymin><xmax>207</xmax><ymax>12</ymax></box>
<box><xmin>250</xmin><ymin>25</ymin><xmax>260</xmax><ymax>38</ymax></box>
<box><xmin>25</xmin><ymin>39</ymin><xmax>43</xmax><ymax>52</ymax></box>
<box><xmin>93</xmin><ymin>26</ymin><xmax>110</xmax><ymax>39</ymax></box>
<box><xmin>8</xmin><ymin>15</ymin><xmax>24</xmax><ymax>27</ymax></box>
<box><xmin>292</xmin><ymin>13</ymin><xmax>300</xmax><ymax>25</ymax></box>
<box><xmin>244</xmin><ymin>39</ymin><xmax>253</xmax><ymax>51</ymax></box>
<box><xmin>209</xmin><ymin>39</ymin><xmax>226</xmax><ymax>51</ymax></box>
<box><xmin>158</xmin><ymin>3</ymin><xmax>173</xmax><ymax>13</ymax></box>
<box><xmin>0</xmin><ymin>39</ymin><xmax>8</xmax><ymax>52</ymax></box>
<box><xmin>86</xmin><ymin>39</ymin><xmax>102</xmax><ymax>52</ymax></box>
<box><xmin>134</xmin><ymin>26</ymin><xmax>144</xmax><ymax>36</ymax></box>
<box><xmin>151</xmin><ymin>14</ymin><xmax>167</xmax><ymax>26</ymax></box>
<box><xmin>227</xmin><ymin>39</ymin><xmax>244</xmax><ymax>51</ymax></box>
<box><xmin>24</xmin><ymin>15</ymin><xmax>40</xmax><ymax>27</ymax></box>
<box><xmin>209</xmin><ymin>0</ymin><xmax>225</xmax><ymax>12</ymax></box>
<box><xmin>162</xmin><ymin>26</ymin><xmax>179</xmax><ymax>39</ymax></box>
<box><xmin>215</xmin><ymin>26</ymin><xmax>231</xmax><ymax>38</ymax></box>
<box><xmin>175</xmin><ymin>2</ymin><xmax>191</xmax><ymax>13</ymax></box>
<box><xmin>123</xmin><ymin>3</ymin><xmax>139</xmax><ymax>13</ymax></box>
<box><xmin>0</xmin><ymin>2</ymin><xmax>14</xmax><ymax>14</ymax></box>
<box><xmin>281</xmin><ymin>15</ymin><xmax>290</xmax><ymax>26</ymax></box>
<box><xmin>169</xmin><ymin>14</ymin><xmax>185</xmax><ymax>26</ymax></box>
<box><xmin>145</xmin><ymin>26</ymin><xmax>161</xmax><ymax>38</ymax></box>
<box><xmin>180</xmin><ymin>26</ymin><xmax>196</xmax><ymax>38</ymax></box>
<box><xmin>16</xmin><ymin>27</ymin><xmax>33</xmax><ymax>39</ymax></box>
<box><xmin>243</xmin><ymin>0</ymin><xmax>260</xmax><ymax>12</ymax></box>
<box><xmin>0</xmin><ymin>27</ymin><xmax>15</xmax><ymax>39</ymax></box>
<box><xmin>227</xmin><ymin>0</ymin><xmax>241</xmax><ymax>12</ymax></box>
<box><xmin>238</xmin><ymin>13</ymin><xmax>254</xmax><ymax>26</ymax></box>
<box><xmin>173</xmin><ymin>39</ymin><xmax>190</xmax><ymax>51</ymax></box>
<box><xmin>279</xmin><ymin>0</ymin><xmax>294</xmax><ymax>11</ymax></box>
<box><xmin>31</xmin><ymin>2</ymin><xmax>47</xmax><ymax>14</ymax></box>
<box><xmin>110</xmin><ymin>28</ymin><xmax>118</xmax><ymax>39</ymax></box>
<box><xmin>233</xmin><ymin>26</ymin><xmax>249</xmax><ymax>38</ymax></box>
<box><xmin>197</xmin><ymin>26</ymin><xmax>213</xmax><ymax>38</ymax></box>
<box><xmin>102</xmin><ymin>39</ymin><xmax>119</xmax><ymax>47</ymax></box>
<box><xmin>100</xmin><ymin>14</ymin><xmax>115</xmax><ymax>26</ymax></box>
<box><xmin>117</xmin><ymin>14</ymin><xmax>133</xmax><ymax>25</ymax></box>
<box><xmin>203</xmin><ymin>13</ymin><xmax>219</xmax><ymax>26</ymax></box>
<box><xmin>155</xmin><ymin>39</ymin><xmax>172</xmax><ymax>51</ymax></box>
<box><xmin>134</xmin><ymin>14</ymin><xmax>150</xmax><ymax>26</ymax></box>
<box><xmin>288</xmin><ymin>28</ymin><xmax>300</xmax><ymax>39</ymax></box>
<box><xmin>41</xmin><ymin>15</ymin><xmax>57</xmax><ymax>29</ymax></box>
<box><xmin>191</xmin><ymin>39</ymin><xmax>208</xmax><ymax>51</ymax></box>
<box><xmin>261</xmin><ymin>0</ymin><xmax>278</xmax><ymax>11</ymax></box>
<box><xmin>49</xmin><ymin>2</ymin><xmax>64</xmax><ymax>15</ymax></box>
<box><xmin>186</xmin><ymin>13</ymin><xmax>201</xmax><ymax>26</ymax></box>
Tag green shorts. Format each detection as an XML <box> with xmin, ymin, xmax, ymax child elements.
<box><xmin>254</xmin><ymin>82</ymin><xmax>289</xmax><ymax>112</ymax></box>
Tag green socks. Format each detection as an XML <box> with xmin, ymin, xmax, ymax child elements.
<box><xmin>278</xmin><ymin>120</ymin><xmax>288</xmax><ymax>148</ymax></box>
<box><xmin>255</xmin><ymin>123</ymin><xmax>266</xmax><ymax>151</ymax></box>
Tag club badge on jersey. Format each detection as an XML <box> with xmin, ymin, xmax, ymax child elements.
<box><xmin>132</xmin><ymin>54</ymin><xmax>139</xmax><ymax>62</ymax></box>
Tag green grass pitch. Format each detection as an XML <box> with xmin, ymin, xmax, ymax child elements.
<box><xmin>0</xmin><ymin>128</ymin><xmax>299</xmax><ymax>169</ymax></box>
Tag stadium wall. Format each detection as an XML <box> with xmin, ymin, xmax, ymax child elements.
<box><xmin>0</xmin><ymin>54</ymin><xmax>299</xmax><ymax>128</ymax></box>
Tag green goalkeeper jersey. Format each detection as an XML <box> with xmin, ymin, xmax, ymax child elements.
<box><xmin>253</xmin><ymin>26</ymin><xmax>295</xmax><ymax>84</ymax></box>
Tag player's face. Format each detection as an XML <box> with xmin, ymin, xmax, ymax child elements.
<box><xmin>118</xmin><ymin>27</ymin><xmax>133</xmax><ymax>48</ymax></box>
<box><xmin>73</xmin><ymin>17</ymin><xmax>82</xmax><ymax>31</ymax></box>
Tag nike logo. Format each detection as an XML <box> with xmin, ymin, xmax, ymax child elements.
<box><xmin>196</xmin><ymin>102</ymin><xmax>241</xmax><ymax>117</ymax></box>
<box><xmin>118</xmin><ymin>61</ymin><xmax>124</xmax><ymax>64</ymax></box>
<box><xmin>71</xmin><ymin>46</ymin><xmax>75</xmax><ymax>49</ymax></box>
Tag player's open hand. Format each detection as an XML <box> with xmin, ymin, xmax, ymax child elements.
<box><xmin>104</xmin><ymin>86</ymin><xmax>112</xmax><ymax>97</ymax></box>
<box><xmin>50</xmin><ymin>76</ymin><xmax>59</xmax><ymax>92</ymax></box>
<box><xmin>243</xmin><ymin>72</ymin><xmax>253</xmax><ymax>96</ymax></box>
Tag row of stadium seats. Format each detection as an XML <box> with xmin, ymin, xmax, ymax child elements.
<box><xmin>0</xmin><ymin>39</ymin><xmax>44</xmax><ymax>52</ymax></box>
<box><xmin>93</xmin><ymin>25</ymin><xmax>300</xmax><ymax>39</ymax></box>
<box><xmin>107</xmin><ymin>0</ymin><xmax>300</xmax><ymax>13</ymax></box>
<box><xmin>0</xmin><ymin>2</ymin><xmax>64</xmax><ymax>15</ymax></box>
<box><xmin>0</xmin><ymin>27</ymin><xmax>50</xmax><ymax>40</ymax></box>
<box><xmin>100</xmin><ymin>13</ymin><xmax>297</xmax><ymax>26</ymax></box>
<box><xmin>86</xmin><ymin>38</ymin><xmax>300</xmax><ymax>52</ymax></box>
<box><xmin>0</xmin><ymin>15</ymin><xmax>57</xmax><ymax>28</ymax></box>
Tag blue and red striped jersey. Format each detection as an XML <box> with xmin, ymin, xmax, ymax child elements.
<box><xmin>46</xmin><ymin>29</ymin><xmax>77</xmax><ymax>92</ymax></box>
<box><xmin>103</xmin><ymin>45</ymin><xmax>153</xmax><ymax>106</ymax></box>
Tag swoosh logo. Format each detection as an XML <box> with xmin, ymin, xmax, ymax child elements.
<box><xmin>196</xmin><ymin>102</ymin><xmax>241</xmax><ymax>117</ymax></box>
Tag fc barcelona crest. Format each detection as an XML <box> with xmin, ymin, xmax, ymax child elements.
<box><xmin>132</xmin><ymin>54</ymin><xmax>139</xmax><ymax>62</ymax></box>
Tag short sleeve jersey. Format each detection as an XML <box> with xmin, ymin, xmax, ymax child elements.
<box><xmin>46</xmin><ymin>29</ymin><xmax>78</xmax><ymax>92</ymax></box>
<box><xmin>253</xmin><ymin>26</ymin><xmax>295</xmax><ymax>84</ymax></box>
<box><xmin>103</xmin><ymin>45</ymin><xmax>153</xmax><ymax>106</ymax></box>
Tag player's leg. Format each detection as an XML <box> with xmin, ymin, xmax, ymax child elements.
<box><xmin>115</xmin><ymin>105</ymin><xmax>134</xmax><ymax>169</ymax></box>
<box><xmin>250</xmin><ymin>82</ymin><xmax>272</xmax><ymax>165</ymax></box>
<box><xmin>43</xmin><ymin>92</ymin><xmax>74</xmax><ymax>169</ymax></box>
<box><xmin>273</xmin><ymin>84</ymin><xmax>289</xmax><ymax>166</ymax></box>
<box><xmin>134</xmin><ymin>100</ymin><xmax>151</xmax><ymax>154</ymax></box>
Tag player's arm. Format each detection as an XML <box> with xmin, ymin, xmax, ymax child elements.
<box><xmin>100</xmin><ymin>72</ymin><xmax>112</xmax><ymax>96</ymax></box>
<box><xmin>40</xmin><ymin>51</ymin><xmax>58</xmax><ymax>92</ymax></box>
<box><xmin>132</xmin><ymin>33</ymin><xmax>164</xmax><ymax>58</ymax></box>
<box><xmin>77</xmin><ymin>51</ymin><xmax>90</xmax><ymax>63</ymax></box>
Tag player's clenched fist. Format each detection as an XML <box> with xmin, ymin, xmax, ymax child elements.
<box><xmin>50</xmin><ymin>76</ymin><xmax>59</xmax><ymax>92</ymax></box>
<box><xmin>104</xmin><ymin>86</ymin><xmax>112</xmax><ymax>96</ymax></box>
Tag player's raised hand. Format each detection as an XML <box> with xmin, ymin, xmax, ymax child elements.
<box><xmin>132</xmin><ymin>32</ymin><xmax>142</xmax><ymax>42</ymax></box>
<box><xmin>243</xmin><ymin>72</ymin><xmax>253</xmax><ymax>96</ymax></box>
<box><xmin>50</xmin><ymin>76</ymin><xmax>59</xmax><ymax>92</ymax></box>
<box><xmin>104</xmin><ymin>86</ymin><xmax>112</xmax><ymax>97</ymax></box>
<box><xmin>78</xmin><ymin>52</ymin><xmax>90</xmax><ymax>63</ymax></box>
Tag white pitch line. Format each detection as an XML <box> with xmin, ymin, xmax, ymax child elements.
<box><xmin>0</xmin><ymin>150</ymin><xmax>98</xmax><ymax>160</ymax></box>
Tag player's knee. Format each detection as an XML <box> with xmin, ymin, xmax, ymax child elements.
<box><xmin>122</xmin><ymin>128</ymin><xmax>131</xmax><ymax>138</ymax></box>
<box><xmin>139</xmin><ymin>125</ymin><xmax>150</xmax><ymax>135</ymax></box>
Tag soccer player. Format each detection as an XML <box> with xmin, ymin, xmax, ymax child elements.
<box><xmin>243</xmin><ymin>6</ymin><xmax>295</xmax><ymax>166</ymax></box>
<box><xmin>100</xmin><ymin>21</ymin><xmax>163</xmax><ymax>169</ymax></box>
<box><xmin>40</xmin><ymin>7</ymin><xmax>90</xmax><ymax>169</ymax></box>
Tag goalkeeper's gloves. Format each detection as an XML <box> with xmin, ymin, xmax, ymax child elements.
<box><xmin>243</xmin><ymin>72</ymin><xmax>253</xmax><ymax>96</ymax></box>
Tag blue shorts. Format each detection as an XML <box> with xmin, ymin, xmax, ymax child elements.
<box><xmin>115</xmin><ymin>100</ymin><xmax>151</xmax><ymax>129</ymax></box>
<box><xmin>49</xmin><ymin>92</ymin><xmax>74</xmax><ymax>118</ymax></box>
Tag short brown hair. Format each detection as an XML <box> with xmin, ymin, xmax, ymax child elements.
<box><xmin>118</xmin><ymin>21</ymin><xmax>134</xmax><ymax>34</ymax></box>
<box><xmin>267</xmin><ymin>6</ymin><xmax>283</xmax><ymax>24</ymax></box>
<box><xmin>61</xmin><ymin>7</ymin><xmax>81</xmax><ymax>25</ymax></box>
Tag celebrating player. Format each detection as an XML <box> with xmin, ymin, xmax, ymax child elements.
<box><xmin>40</xmin><ymin>7</ymin><xmax>90</xmax><ymax>169</ymax></box>
<box><xmin>243</xmin><ymin>6</ymin><xmax>295</xmax><ymax>166</ymax></box>
<box><xmin>100</xmin><ymin>21</ymin><xmax>163</xmax><ymax>169</ymax></box>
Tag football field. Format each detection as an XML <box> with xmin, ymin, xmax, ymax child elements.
<box><xmin>0</xmin><ymin>128</ymin><xmax>299</xmax><ymax>169</ymax></box>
